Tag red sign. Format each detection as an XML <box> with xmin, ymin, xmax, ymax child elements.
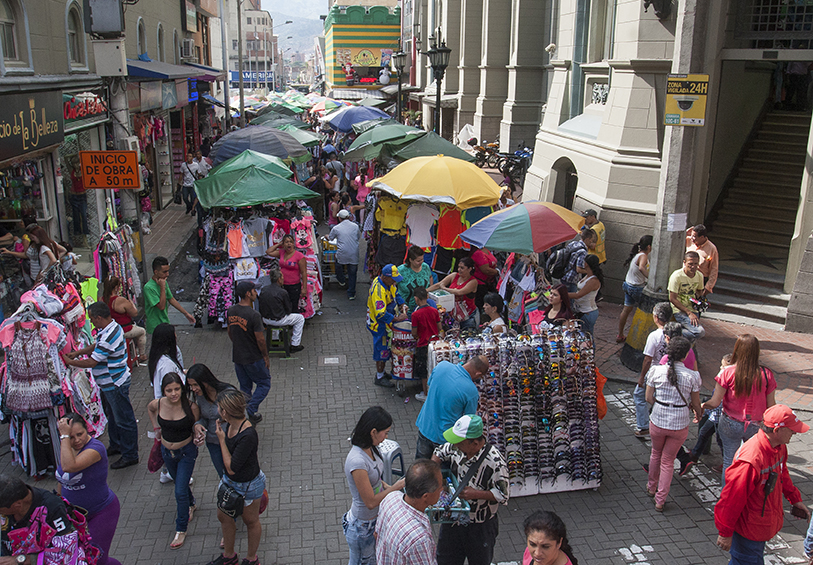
<box><xmin>359</xmin><ymin>77</ymin><xmax>377</xmax><ymax>84</ymax></box>
<box><xmin>64</xmin><ymin>95</ymin><xmax>107</xmax><ymax>122</ymax></box>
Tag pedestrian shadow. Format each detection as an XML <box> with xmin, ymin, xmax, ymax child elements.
<box><xmin>759</xmin><ymin>340</ymin><xmax>813</xmax><ymax>355</ymax></box>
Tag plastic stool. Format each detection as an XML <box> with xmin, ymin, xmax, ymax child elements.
<box><xmin>378</xmin><ymin>439</ymin><xmax>404</xmax><ymax>485</ymax></box>
<box><xmin>266</xmin><ymin>326</ymin><xmax>292</xmax><ymax>358</ymax></box>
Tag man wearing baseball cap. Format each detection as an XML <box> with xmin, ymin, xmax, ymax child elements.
<box><xmin>581</xmin><ymin>208</ymin><xmax>606</xmax><ymax>264</ymax></box>
<box><xmin>715</xmin><ymin>404</ymin><xmax>811</xmax><ymax>564</ymax></box>
<box><xmin>366</xmin><ymin>264</ymin><xmax>407</xmax><ymax>387</ymax></box>
<box><xmin>432</xmin><ymin>415</ymin><xmax>509</xmax><ymax>565</ymax></box>
<box><xmin>227</xmin><ymin>281</ymin><xmax>270</xmax><ymax>424</ymax></box>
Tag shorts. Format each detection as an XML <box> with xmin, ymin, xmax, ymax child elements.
<box><xmin>220</xmin><ymin>470</ymin><xmax>266</xmax><ymax>506</ymax></box>
<box><xmin>370</xmin><ymin>330</ymin><xmax>391</xmax><ymax>361</ymax></box>
<box><xmin>622</xmin><ymin>281</ymin><xmax>645</xmax><ymax>307</ymax></box>
<box><xmin>414</xmin><ymin>345</ymin><xmax>428</xmax><ymax>381</ymax></box>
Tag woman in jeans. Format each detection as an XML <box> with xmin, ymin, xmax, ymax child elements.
<box><xmin>701</xmin><ymin>333</ymin><xmax>777</xmax><ymax>484</ymax></box>
<box><xmin>147</xmin><ymin>373</ymin><xmax>200</xmax><ymax>549</ymax></box>
<box><xmin>645</xmin><ymin>337</ymin><xmax>702</xmax><ymax>511</ymax></box>
<box><xmin>188</xmin><ymin>363</ymin><xmax>236</xmax><ymax>478</ymax></box>
<box><xmin>343</xmin><ymin>406</ymin><xmax>406</xmax><ymax>564</ymax></box>
<box><xmin>208</xmin><ymin>389</ymin><xmax>265</xmax><ymax>565</ymax></box>
<box><xmin>568</xmin><ymin>255</ymin><xmax>603</xmax><ymax>336</ymax></box>
<box><xmin>617</xmin><ymin>235</ymin><xmax>651</xmax><ymax>342</ymax></box>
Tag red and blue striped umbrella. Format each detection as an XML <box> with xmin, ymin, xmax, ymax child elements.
<box><xmin>460</xmin><ymin>201</ymin><xmax>585</xmax><ymax>254</ymax></box>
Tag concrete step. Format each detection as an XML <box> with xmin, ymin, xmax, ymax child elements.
<box><xmin>737</xmin><ymin>167</ymin><xmax>805</xmax><ymax>181</ymax></box>
<box><xmin>714</xmin><ymin>211</ymin><xmax>795</xmax><ymax>228</ymax></box>
<box><xmin>746</xmin><ymin>147</ymin><xmax>808</xmax><ymax>162</ymax></box>
<box><xmin>756</xmin><ymin>131</ymin><xmax>809</xmax><ymax>143</ymax></box>
<box><xmin>717</xmin><ymin>264</ymin><xmax>785</xmax><ymax>290</ymax></box>
<box><xmin>750</xmin><ymin>139</ymin><xmax>808</xmax><ymax>152</ymax></box>
<box><xmin>710</xmin><ymin>234</ymin><xmax>790</xmax><ymax>252</ymax></box>
<box><xmin>723</xmin><ymin>203</ymin><xmax>798</xmax><ymax>220</ymax></box>
<box><xmin>706</xmin><ymin>292</ymin><xmax>788</xmax><ymax>325</ymax></box>
<box><xmin>741</xmin><ymin>156</ymin><xmax>805</xmax><ymax>171</ymax></box>
<box><xmin>728</xmin><ymin>183</ymin><xmax>800</xmax><ymax>200</ymax></box>
<box><xmin>711</xmin><ymin>224</ymin><xmax>792</xmax><ymax>245</ymax></box>
<box><xmin>712</xmin><ymin>277</ymin><xmax>790</xmax><ymax>307</ymax></box>
<box><xmin>759</xmin><ymin>121</ymin><xmax>811</xmax><ymax>134</ymax></box>
<box><xmin>701</xmin><ymin>309</ymin><xmax>786</xmax><ymax>332</ymax></box>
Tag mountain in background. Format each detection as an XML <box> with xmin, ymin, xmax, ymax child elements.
<box><xmin>264</xmin><ymin>0</ymin><xmax>327</xmax><ymax>56</ymax></box>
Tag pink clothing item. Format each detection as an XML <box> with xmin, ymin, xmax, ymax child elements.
<box><xmin>716</xmin><ymin>364</ymin><xmax>777</xmax><ymax>423</ymax></box>
<box><xmin>356</xmin><ymin>174</ymin><xmax>371</xmax><ymax>202</ymax></box>
<box><xmin>523</xmin><ymin>548</ymin><xmax>572</xmax><ymax>565</ymax></box>
<box><xmin>472</xmin><ymin>249</ymin><xmax>497</xmax><ymax>285</ymax></box>
<box><xmin>280</xmin><ymin>251</ymin><xmax>305</xmax><ymax>285</ymax></box>
<box><xmin>647</xmin><ymin>422</ymin><xmax>689</xmax><ymax>506</ymax></box>
<box><xmin>0</xmin><ymin>319</ymin><xmax>64</xmax><ymax>349</ymax></box>
<box><xmin>658</xmin><ymin>349</ymin><xmax>697</xmax><ymax>371</ymax></box>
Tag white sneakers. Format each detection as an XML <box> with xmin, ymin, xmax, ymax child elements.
<box><xmin>415</xmin><ymin>392</ymin><xmax>427</xmax><ymax>402</ymax></box>
<box><xmin>159</xmin><ymin>471</ymin><xmax>195</xmax><ymax>486</ymax></box>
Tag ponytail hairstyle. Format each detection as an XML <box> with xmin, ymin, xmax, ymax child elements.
<box><xmin>523</xmin><ymin>511</ymin><xmax>578</xmax><ymax>565</ymax></box>
<box><xmin>666</xmin><ymin>336</ymin><xmax>692</xmax><ymax>388</ymax></box>
<box><xmin>583</xmin><ymin>255</ymin><xmax>604</xmax><ymax>289</ymax></box>
<box><xmin>624</xmin><ymin>235</ymin><xmax>653</xmax><ymax>268</ymax></box>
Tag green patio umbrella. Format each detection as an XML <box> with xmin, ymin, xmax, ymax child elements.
<box><xmin>342</xmin><ymin>123</ymin><xmax>425</xmax><ymax>162</ymax></box>
<box><xmin>358</xmin><ymin>97</ymin><xmax>388</xmax><ymax>108</ymax></box>
<box><xmin>264</xmin><ymin>123</ymin><xmax>320</xmax><ymax>147</ymax></box>
<box><xmin>352</xmin><ymin>118</ymin><xmax>399</xmax><ymax>134</ymax></box>
<box><xmin>250</xmin><ymin>113</ymin><xmax>309</xmax><ymax>128</ymax></box>
<box><xmin>195</xmin><ymin>166</ymin><xmax>318</xmax><ymax>208</ymax></box>
<box><xmin>390</xmin><ymin>131</ymin><xmax>476</xmax><ymax>163</ymax></box>
<box><xmin>208</xmin><ymin>149</ymin><xmax>293</xmax><ymax>179</ymax></box>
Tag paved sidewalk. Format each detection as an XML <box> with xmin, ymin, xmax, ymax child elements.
<box><xmin>144</xmin><ymin>203</ymin><xmax>198</xmax><ymax>265</ymax></box>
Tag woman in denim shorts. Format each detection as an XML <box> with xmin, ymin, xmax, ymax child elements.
<box><xmin>207</xmin><ymin>389</ymin><xmax>266</xmax><ymax>565</ymax></box>
<box><xmin>618</xmin><ymin>235</ymin><xmax>652</xmax><ymax>342</ymax></box>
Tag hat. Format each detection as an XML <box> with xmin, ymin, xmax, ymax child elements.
<box><xmin>235</xmin><ymin>281</ymin><xmax>257</xmax><ymax>299</ymax></box>
<box><xmin>443</xmin><ymin>415</ymin><xmax>484</xmax><ymax>444</ymax></box>
<box><xmin>763</xmin><ymin>405</ymin><xmax>810</xmax><ymax>433</ymax></box>
<box><xmin>381</xmin><ymin>264</ymin><xmax>403</xmax><ymax>282</ymax></box>
<box><xmin>582</xmin><ymin>208</ymin><xmax>598</xmax><ymax>218</ymax></box>
<box><xmin>337</xmin><ymin>209</ymin><xmax>351</xmax><ymax>220</ymax></box>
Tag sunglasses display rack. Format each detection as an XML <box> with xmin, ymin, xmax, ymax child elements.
<box><xmin>430</xmin><ymin>326</ymin><xmax>601</xmax><ymax>497</ymax></box>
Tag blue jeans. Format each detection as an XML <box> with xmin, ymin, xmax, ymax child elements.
<box><xmin>235</xmin><ymin>359</ymin><xmax>271</xmax><ymax>416</ymax></box>
<box><xmin>336</xmin><ymin>263</ymin><xmax>358</xmax><ymax>298</ymax></box>
<box><xmin>579</xmin><ymin>309</ymin><xmax>599</xmax><ymax>336</ymax></box>
<box><xmin>718</xmin><ymin>412</ymin><xmax>761</xmax><ymax>486</ymax></box>
<box><xmin>634</xmin><ymin>384</ymin><xmax>650</xmax><ymax>430</ymax></box>
<box><xmin>728</xmin><ymin>531</ymin><xmax>765</xmax><ymax>565</ymax></box>
<box><xmin>673</xmin><ymin>311</ymin><xmax>706</xmax><ymax>341</ymax></box>
<box><xmin>100</xmin><ymin>383</ymin><xmax>139</xmax><ymax>461</ymax></box>
<box><xmin>182</xmin><ymin>184</ymin><xmax>195</xmax><ymax>212</ymax></box>
<box><xmin>342</xmin><ymin>511</ymin><xmax>376</xmax><ymax>565</ymax></box>
<box><xmin>804</xmin><ymin>515</ymin><xmax>813</xmax><ymax>557</ymax></box>
<box><xmin>206</xmin><ymin>441</ymin><xmax>226</xmax><ymax>479</ymax></box>
<box><xmin>69</xmin><ymin>194</ymin><xmax>89</xmax><ymax>235</ymax></box>
<box><xmin>161</xmin><ymin>442</ymin><xmax>198</xmax><ymax>533</ymax></box>
<box><xmin>459</xmin><ymin>314</ymin><xmax>477</xmax><ymax>330</ymax></box>
<box><xmin>689</xmin><ymin>415</ymin><xmax>723</xmax><ymax>459</ymax></box>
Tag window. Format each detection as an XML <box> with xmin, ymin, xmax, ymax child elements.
<box><xmin>246</xmin><ymin>17</ymin><xmax>251</xmax><ymax>25</ymax></box>
<box><xmin>232</xmin><ymin>39</ymin><xmax>238</xmax><ymax>50</ymax></box>
<box><xmin>157</xmin><ymin>24</ymin><xmax>164</xmax><ymax>62</ymax></box>
<box><xmin>137</xmin><ymin>18</ymin><xmax>146</xmax><ymax>56</ymax></box>
<box><xmin>0</xmin><ymin>0</ymin><xmax>17</xmax><ymax>60</ymax></box>
<box><xmin>67</xmin><ymin>4</ymin><xmax>83</xmax><ymax>64</ymax></box>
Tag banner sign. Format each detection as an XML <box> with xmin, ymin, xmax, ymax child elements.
<box><xmin>162</xmin><ymin>81</ymin><xmax>178</xmax><ymax>110</ymax></box>
<box><xmin>336</xmin><ymin>48</ymin><xmax>393</xmax><ymax>68</ymax></box>
<box><xmin>665</xmin><ymin>74</ymin><xmax>709</xmax><ymax>126</ymax></box>
<box><xmin>184</xmin><ymin>0</ymin><xmax>197</xmax><ymax>32</ymax></box>
<box><xmin>63</xmin><ymin>88</ymin><xmax>108</xmax><ymax>133</ymax></box>
<box><xmin>229</xmin><ymin>71</ymin><xmax>273</xmax><ymax>82</ymax></box>
<box><xmin>0</xmin><ymin>91</ymin><xmax>64</xmax><ymax>162</ymax></box>
<box><xmin>79</xmin><ymin>150</ymin><xmax>140</xmax><ymax>189</ymax></box>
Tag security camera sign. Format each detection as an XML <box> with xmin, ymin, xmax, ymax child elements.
<box><xmin>665</xmin><ymin>74</ymin><xmax>709</xmax><ymax>126</ymax></box>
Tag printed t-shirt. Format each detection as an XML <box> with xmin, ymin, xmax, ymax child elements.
<box><xmin>716</xmin><ymin>364</ymin><xmax>777</xmax><ymax>423</ymax></box>
<box><xmin>586</xmin><ymin>221</ymin><xmax>607</xmax><ymax>263</ymax></box>
<box><xmin>471</xmin><ymin>248</ymin><xmax>497</xmax><ymax>285</ymax></box>
<box><xmin>397</xmin><ymin>263</ymin><xmax>433</xmax><ymax>313</ymax></box>
<box><xmin>376</xmin><ymin>197</ymin><xmax>408</xmax><ymax>235</ymax></box>
<box><xmin>405</xmin><ymin>203</ymin><xmax>440</xmax><ymax>248</ymax></box>
<box><xmin>411</xmin><ymin>304</ymin><xmax>440</xmax><ymax>347</ymax></box>
<box><xmin>143</xmin><ymin>278</ymin><xmax>174</xmax><ymax>334</ymax></box>
<box><xmin>55</xmin><ymin>438</ymin><xmax>115</xmax><ymax>515</ymax></box>
<box><xmin>227</xmin><ymin>304</ymin><xmax>264</xmax><ymax>365</ymax></box>
<box><xmin>643</xmin><ymin>328</ymin><xmax>666</xmax><ymax>361</ymax></box>
<box><xmin>280</xmin><ymin>251</ymin><xmax>305</xmax><ymax>285</ymax></box>
<box><xmin>1</xmin><ymin>487</ymin><xmax>74</xmax><ymax>556</ymax></box>
<box><xmin>436</xmin><ymin>206</ymin><xmax>463</xmax><ymax>248</ymax></box>
<box><xmin>242</xmin><ymin>218</ymin><xmax>268</xmax><ymax>257</ymax></box>
<box><xmin>667</xmin><ymin>268</ymin><xmax>704</xmax><ymax>314</ymax></box>
<box><xmin>344</xmin><ymin>445</ymin><xmax>385</xmax><ymax>521</ymax></box>
<box><xmin>234</xmin><ymin>258</ymin><xmax>259</xmax><ymax>281</ymax></box>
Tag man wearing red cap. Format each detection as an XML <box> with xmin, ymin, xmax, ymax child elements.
<box><xmin>714</xmin><ymin>404</ymin><xmax>811</xmax><ymax>564</ymax></box>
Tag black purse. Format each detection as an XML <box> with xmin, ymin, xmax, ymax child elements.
<box><xmin>217</xmin><ymin>483</ymin><xmax>245</xmax><ymax>518</ymax></box>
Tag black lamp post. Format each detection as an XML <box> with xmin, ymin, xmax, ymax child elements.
<box><xmin>392</xmin><ymin>49</ymin><xmax>407</xmax><ymax>123</ymax></box>
<box><xmin>425</xmin><ymin>39</ymin><xmax>451</xmax><ymax>135</ymax></box>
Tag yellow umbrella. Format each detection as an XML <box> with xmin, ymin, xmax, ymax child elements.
<box><xmin>368</xmin><ymin>155</ymin><xmax>501</xmax><ymax>209</ymax></box>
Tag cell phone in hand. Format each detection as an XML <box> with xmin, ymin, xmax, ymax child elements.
<box><xmin>791</xmin><ymin>505</ymin><xmax>808</xmax><ymax>519</ymax></box>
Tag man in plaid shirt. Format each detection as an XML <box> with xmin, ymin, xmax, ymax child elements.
<box><xmin>561</xmin><ymin>228</ymin><xmax>597</xmax><ymax>292</ymax></box>
<box><xmin>376</xmin><ymin>460</ymin><xmax>444</xmax><ymax>565</ymax></box>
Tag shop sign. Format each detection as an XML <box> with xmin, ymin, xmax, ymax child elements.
<box><xmin>0</xmin><ymin>91</ymin><xmax>64</xmax><ymax>162</ymax></box>
<box><xmin>188</xmin><ymin>79</ymin><xmax>199</xmax><ymax>103</ymax></box>
<box><xmin>162</xmin><ymin>82</ymin><xmax>178</xmax><ymax>110</ymax></box>
<box><xmin>63</xmin><ymin>88</ymin><xmax>109</xmax><ymax>133</ymax></box>
<box><xmin>229</xmin><ymin>71</ymin><xmax>272</xmax><ymax>82</ymax></box>
<box><xmin>175</xmin><ymin>79</ymin><xmax>189</xmax><ymax>107</ymax></box>
<box><xmin>140</xmin><ymin>82</ymin><xmax>162</xmax><ymax>111</ymax></box>
<box><xmin>183</xmin><ymin>0</ymin><xmax>197</xmax><ymax>32</ymax></box>
<box><xmin>79</xmin><ymin>150</ymin><xmax>140</xmax><ymax>189</ymax></box>
<box><xmin>336</xmin><ymin>48</ymin><xmax>393</xmax><ymax>68</ymax></box>
<box><xmin>665</xmin><ymin>74</ymin><xmax>709</xmax><ymax>126</ymax></box>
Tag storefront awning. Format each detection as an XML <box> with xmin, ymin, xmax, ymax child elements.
<box><xmin>202</xmin><ymin>93</ymin><xmax>226</xmax><ymax>108</ymax></box>
<box><xmin>381</xmin><ymin>84</ymin><xmax>420</xmax><ymax>95</ymax></box>
<box><xmin>126</xmin><ymin>60</ymin><xmax>200</xmax><ymax>80</ymax></box>
<box><xmin>184</xmin><ymin>62</ymin><xmax>227</xmax><ymax>82</ymax></box>
<box><xmin>329</xmin><ymin>88</ymin><xmax>385</xmax><ymax>100</ymax></box>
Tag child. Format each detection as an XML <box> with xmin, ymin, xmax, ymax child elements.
<box><xmin>60</xmin><ymin>241</ymin><xmax>77</xmax><ymax>273</ymax></box>
<box><xmin>660</xmin><ymin>322</ymin><xmax>697</xmax><ymax>370</ymax></box>
<box><xmin>676</xmin><ymin>353</ymin><xmax>731</xmax><ymax>477</ymax></box>
<box><xmin>410</xmin><ymin>286</ymin><xmax>441</xmax><ymax>403</ymax></box>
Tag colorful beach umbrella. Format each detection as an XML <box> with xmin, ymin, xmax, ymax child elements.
<box><xmin>326</xmin><ymin>105</ymin><xmax>390</xmax><ymax>133</ymax></box>
<box><xmin>368</xmin><ymin>155</ymin><xmax>501</xmax><ymax>209</ymax></box>
<box><xmin>459</xmin><ymin>201</ymin><xmax>585</xmax><ymax>254</ymax></box>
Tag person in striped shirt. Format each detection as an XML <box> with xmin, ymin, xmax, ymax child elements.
<box><xmin>63</xmin><ymin>301</ymin><xmax>139</xmax><ymax>469</ymax></box>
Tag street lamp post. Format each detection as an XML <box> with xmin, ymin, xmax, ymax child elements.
<box><xmin>237</xmin><ymin>0</ymin><xmax>245</xmax><ymax>126</ymax></box>
<box><xmin>392</xmin><ymin>49</ymin><xmax>407</xmax><ymax>124</ymax></box>
<box><xmin>424</xmin><ymin>39</ymin><xmax>451</xmax><ymax>135</ymax></box>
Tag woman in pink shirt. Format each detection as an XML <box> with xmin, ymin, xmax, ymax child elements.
<box><xmin>522</xmin><ymin>510</ymin><xmax>578</xmax><ymax>565</ymax></box>
<box><xmin>701</xmin><ymin>334</ymin><xmax>776</xmax><ymax>483</ymax></box>
<box><xmin>266</xmin><ymin>235</ymin><xmax>308</xmax><ymax>313</ymax></box>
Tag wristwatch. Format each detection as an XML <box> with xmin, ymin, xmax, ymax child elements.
<box><xmin>16</xmin><ymin>554</ymin><xmax>27</xmax><ymax>564</ymax></box>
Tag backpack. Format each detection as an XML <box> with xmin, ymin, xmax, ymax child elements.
<box><xmin>545</xmin><ymin>243</ymin><xmax>573</xmax><ymax>280</ymax></box>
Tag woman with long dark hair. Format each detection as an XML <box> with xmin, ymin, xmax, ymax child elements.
<box><xmin>482</xmin><ymin>292</ymin><xmax>507</xmax><ymax>334</ymax></box>
<box><xmin>188</xmin><ymin>363</ymin><xmax>235</xmax><ymax>478</ymax></box>
<box><xmin>266</xmin><ymin>234</ymin><xmax>308</xmax><ymax>313</ymax></box>
<box><xmin>522</xmin><ymin>510</ymin><xmax>578</xmax><ymax>565</ymax></box>
<box><xmin>701</xmin><ymin>333</ymin><xmax>777</xmax><ymax>482</ymax></box>
<box><xmin>618</xmin><ymin>235</ymin><xmax>652</xmax><ymax>342</ymax></box>
<box><xmin>147</xmin><ymin>373</ymin><xmax>200</xmax><ymax>549</ymax></box>
<box><xmin>398</xmin><ymin>245</ymin><xmax>434</xmax><ymax>314</ymax></box>
<box><xmin>568</xmin><ymin>254</ymin><xmax>604</xmax><ymax>336</ymax></box>
<box><xmin>102</xmin><ymin>276</ymin><xmax>147</xmax><ymax>362</ymax></box>
<box><xmin>541</xmin><ymin>284</ymin><xmax>574</xmax><ymax>327</ymax></box>
<box><xmin>343</xmin><ymin>406</ymin><xmax>406</xmax><ymax>564</ymax></box>
<box><xmin>148</xmin><ymin>323</ymin><xmax>185</xmax><ymax>400</ymax></box>
<box><xmin>429</xmin><ymin>257</ymin><xmax>479</xmax><ymax>329</ymax></box>
<box><xmin>24</xmin><ymin>224</ymin><xmax>65</xmax><ymax>283</ymax></box>
<box><xmin>645</xmin><ymin>337</ymin><xmax>702</xmax><ymax>511</ymax></box>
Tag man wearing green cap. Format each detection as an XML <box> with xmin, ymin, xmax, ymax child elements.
<box><xmin>432</xmin><ymin>414</ymin><xmax>509</xmax><ymax>565</ymax></box>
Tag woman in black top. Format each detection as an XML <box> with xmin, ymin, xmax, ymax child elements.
<box><xmin>209</xmin><ymin>389</ymin><xmax>265</xmax><ymax>565</ymax></box>
<box><xmin>147</xmin><ymin>373</ymin><xmax>200</xmax><ymax>550</ymax></box>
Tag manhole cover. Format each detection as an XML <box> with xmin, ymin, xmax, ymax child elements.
<box><xmin>319</xmin><ymin>355</ymin><xmax>347</xmax><ymax>366</ymax></box>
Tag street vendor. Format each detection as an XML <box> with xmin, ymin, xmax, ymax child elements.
<box><xmin>367</xmin><ymin>264</ymin><xmax>407</xmax><ymax>389</ymax></box>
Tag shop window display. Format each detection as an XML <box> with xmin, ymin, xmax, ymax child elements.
<box><xmin>59</xmin><ymin>131</ymin><xmax>101</xmax><ymax>248</ymax></box>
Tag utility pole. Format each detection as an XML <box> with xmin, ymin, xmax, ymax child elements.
<box><xmin>219</xmin><ymin>0</ymin><xmax>230</xmax><ymax>131</ymax></box>
<box><xmin>237</xmin><ymin>0</ymin><xmax>245</xmax><ymax>127</ymax></box>
<box><xmin>254</xmin><ymin>27</ymin><xmax>260</xmax><ymax>91</ymax></box>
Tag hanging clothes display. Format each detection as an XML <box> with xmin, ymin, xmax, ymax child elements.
<box><xmin>95</xmin><ymin>225</ymin><xmax>141</xmax><ymax>302</ymax></box>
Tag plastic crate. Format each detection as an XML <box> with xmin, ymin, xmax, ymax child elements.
<box><xmin>425</xmin><ymin>470</ymin><xmax>472</xmax><ymax>524</ymax></box>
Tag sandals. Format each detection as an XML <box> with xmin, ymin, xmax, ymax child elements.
<box><xmin>654</xmin><ymin>503</ymin><xmax>664</xmax><ymax>512</ymax></box>
<box><xmin>171</xmin><ymin>531</ymin><xmax>186</xmax><ymax>549</ymax></box>
<box><xmin>646</xmin><ymin>487</ymin><xmax>656</xmax><ymax>498</ymax></box>
<box><xmin>189</xmin><ymin>504</ymin><xmax>197</xmax><ymax>522</ymax></box>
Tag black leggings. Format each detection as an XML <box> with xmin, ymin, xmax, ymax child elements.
<box><xmin>284</xmin><ymin>283</ymin><xmax>302</xmax><ymax>313</ymax></box>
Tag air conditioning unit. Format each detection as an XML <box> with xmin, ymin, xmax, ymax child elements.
<box><xmin>182</xmin><ymin>39</ymin><xmax>195</xmax><ymax>59</ymax></box>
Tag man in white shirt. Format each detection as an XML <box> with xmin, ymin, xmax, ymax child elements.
<box><xmin>329</xmin><ymin>209</ymin><xmax>361</xmax><ymax>300</ymax></box>
<box><xmin>180</xmin><ymin>153</ymin><xmax>199</xmax><ymax>214</ymax></box>
<box><xmin>194</xmin><ymin>150</ymin><xmax>212</xmax><ymax>178</ymax></box>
